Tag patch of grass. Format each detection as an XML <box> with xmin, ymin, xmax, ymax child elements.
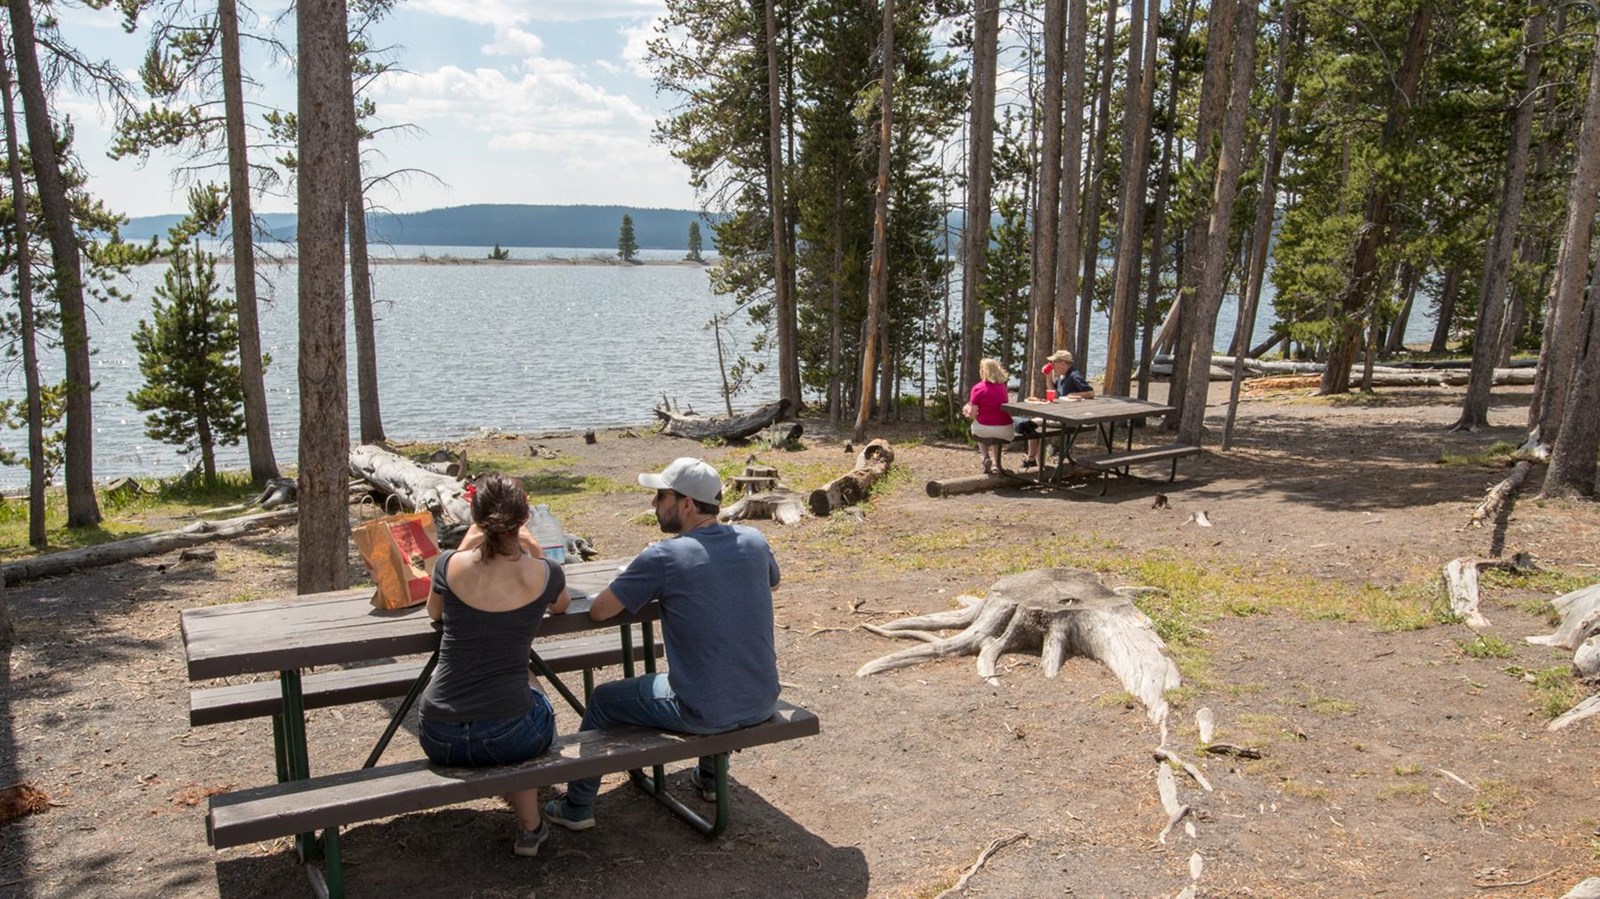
<box><xmin>0</xmin><ymin>471</ymin><xmax>263</xmax><ymax>557</ymax></box>
<box><xmin>1377</xmin><ymin>782</ymin><xmax>1429</xmax><ymax>801</ymax></box>
<box><xmin>1164</xmin><ymin>685</ymin><xmax>1202</xmax><ymax>709</ymax></box>
<box><xmin>1280</xmin><ymin>778</ymin><xmax>1331</xmax><ymax>800</ymax></box>
<box><xmin>1094</xmin><ymin>690</ymin><xmax>1141</xmax><ymax>710</ymax></box>
<box><xmin>1392</xmin><ymin>763</ymin><xmax>1422</xmax><ymax>776</ymax></box>
<box><xmin>1519</xmin><ymin>599</ymin><xmax>1561</xmax><ymax>627</ymax></box>
<box><xmin>1438</xmin><ymin>441</ymin><xmax>1519</xmax><ymax>467</ymax></box>
<box><xmin>1293</xmin><ymin>686</ymin><xmax>1358</xmax><ymax>715</ymax></box>
<box><xmin>1529</xmin><ymin>666</ymin><xmax>1584</xmax><ymax>719</ymax></box>
<box><xmin>1457</xmin><ymin>634</ymin><xmax>1515</xmax><ymax>659</ymax></box>
<box><xmin>1480</xmin><ymin>566</ymin><xmax>1594</xmax><ymax>596</ymax></box>
<box><xmin>1459</xmin><ymin>779</ymin><xmax>1527</xmax><ymax>825</ymax></box>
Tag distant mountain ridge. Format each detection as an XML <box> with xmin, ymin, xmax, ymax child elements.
<box><xmin>119</xmin><ymin>204</ymin><xmax>715</xmax><ymax>251</ymax></box>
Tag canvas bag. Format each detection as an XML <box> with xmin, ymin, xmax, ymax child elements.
<box><xmin>353</xmin><ymin>511</ymin><xmax>441</xmax><ymax>610</ymax></box>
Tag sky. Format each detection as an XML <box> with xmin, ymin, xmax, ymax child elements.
<box><xmin>55</xmin><ymin>0</ymin><xmax>698</xmax><ymax>218</ymax></box>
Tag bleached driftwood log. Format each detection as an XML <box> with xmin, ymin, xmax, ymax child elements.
<box><xmin>857</xmin><ymin>568</ymin><xmax>1181</xmax><ymax>722</ymax></box>
<box><xmin>1</xmin><ymin>507</ymin><xmax>300</xmax><ymax>587</ymax></box>
<box><xmin>1527</xmin><ymin>581</ymin><xmax>1600</xmax><ymax>680</ymax></box>
<box><xmin>653</xmin><ymin>397</ymin><xmax>792</xmax><ymax>442</ymax></box>
<box><xmin>350</xmin><ymin>444</ymin><xmax>470</xmax><ymax>525</ymax></box>
<box><xmin>809</xmin><ymin>438</ymin><xmax>893</xmax><ymax>516</ymax></box>
<box><xmin>1443</xmin><ymin>558</ymin><xmax>1517</xmax><ymax>629</ymax></box>
<box><xmin>1468</xmin><ymin>461</ymin><xmax>1531</xmax><ymax>527</ymax></box>
<box><xmin>720</xmin><ymin>488</ymin><xmax>805</xmax><ymax>525</ymax></box>
<box><xmin>1548</xmin><ymin>694</ymin><xmax>1600</xmax><ymax>732</ymax></box>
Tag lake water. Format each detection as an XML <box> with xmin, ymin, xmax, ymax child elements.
<box><xmin>0</xmin><ymin>245</ymin><xmax>1438</xmax><ymax>489</ymax></box>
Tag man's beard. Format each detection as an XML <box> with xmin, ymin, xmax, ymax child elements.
<box><xmin>656</xmin><ymin>505</ymin><xmax>683</xmax><ymax>533</ymax></box>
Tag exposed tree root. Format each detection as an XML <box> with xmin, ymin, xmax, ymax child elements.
<box><xmin>932</xmin><ymin>832</ymin><xmax>1027</xmax><ymax>899</ymax></box>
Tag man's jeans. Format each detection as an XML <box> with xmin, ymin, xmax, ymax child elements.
<box><xmin>563</xmin><ymin>674</ymin><xmax>729</xmax><ymax>809</ymax></box>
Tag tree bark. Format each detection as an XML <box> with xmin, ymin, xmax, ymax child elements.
<box><xmin>1102</xmin><ymin>0</ymin><xmax>1156</xmax><ymax>396</ymax></box>
<box><xmin>854</xmin><ymin>0</ymin><xmax>893</xmax><ymax>443</ymax></box>
<box><xmin>1321</xmin><ymin>6</ymin><xmax>1432</xmax><ymax>395</ymax></box>
<box><xmin>1075</xmin><ymin>0</ymin><xmax>1119</xmax><ymax>363</ymax></box>
<box><xmin>219</xmin><ymin>0</ymin><xmax>278</xmax><ymax>485</ymax></box>
<box><xmin>1136</xmin><ymin>0</ymin><xmax>1195</xmax><ymax>399</ymax></box>
<box><xmin>1176</xmin><ymin>0</ymin><xmax>1257</xmax><ymax>446</ymax></box>
<box><xmin>346</xmin><ymin>53</ymin><xmax>384</xmax><ymax>445</ymax></box>
<box><xmin>1429</xmin><ymin>264</ymin><xmax>1462</xmax><ymax>354</ymax></box>
<box><xmin>297</xmin><ymin>0</ymin><xmax>353</xmax><ymax>594</ymax></box>
<box><xmin>1028</xmin><ymin>0</ymin><xmax>1065</xmax><ymax>398</ymax></box>
<box><xmin>764</xmin><ymin>0</ymin><xmax>799</xmax><ymax>411</ymax></box>
<box><xmin>809</xmin><ymin>438</ymin><xmax>893</xmax><ymax>516</ymax></box>
<box><xmin>7</xmin><ymin>0</ymin><xmax>100</xmax><ymax>527</ymax></box>
<box><xmin>1</xmin><ymin>508</ymin><xmax>300</xmax><ymax>587</ymax></box>
<box><xmin>1224</xmin><ymin>2</ymin><xmax>1297</xmax><ymax>452</ymax></box>
<box><xmin>1541</xmin><ymin>296</ymin><xmax>1600</xmax><ymax>497</ymax></box>
<box><xmin>0</xmin><ymin>39</ymin><xmax>46</xmax><ymax>547</ymax></box>
<box><xmin>1528</xmin><ymin>27</ymin><xmax>1600</xmax><ymax>451</ymax></box>
<box><xmin>1051</xmin><ymin>0</ymin><xmax>1089</xmax><ymax>354</ymax></box>
<box><xmin>1382</xmin><ymin>260</ymin><xmax>1419</xmax><ymax>357</ymax></box>
<box><xmin>960</xmin><ymin>0</ymin><xmax>1000</xmax><ymax>394</ymax></box>
<box><xmin>1453</xmin><ymin>11</ymin><xmax>1543</xmax><ymax>432</ymax></box>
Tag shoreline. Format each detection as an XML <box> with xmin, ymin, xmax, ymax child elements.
<box><xmin>212</xmin><ymin>255</ymin><xmax>713</xmax><ymax>267</ymax></box>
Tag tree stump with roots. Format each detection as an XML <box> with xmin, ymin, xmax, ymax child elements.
<box><xmin>857</xmin><ymin>568</ymin><xmax>1181</xmax><ymax>722</ymax></box>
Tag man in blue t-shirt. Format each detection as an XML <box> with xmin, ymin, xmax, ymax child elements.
<box><xmin>544</xmin><ymin>457</ymin><xmax>780</xmax><ymax>831</ymax></box>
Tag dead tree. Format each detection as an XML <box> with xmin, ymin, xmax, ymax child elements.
<box><xmin>653</xmin><ymin>397</ymin><xmax>791</xmax><ymax>442</ymax></box>
<box><xmin>349</xmin><ymin>444</ymin><xmax>470</xmax><ymax>525</ymax></box>
<box><xmin>1527</xmin><ymin>581</ymin><xmax>1600</xmax><ymax>681</ymax></box>
<box><xmin>857</xmin><ymin>568</ymin><xmax>1181</xmax><ymax>722</ymax></box>
<box><xmin>808</xmin><ymin>438</ymin><xmax>893</xmax><ymax>516</ymax></box>
<box><xmin>720</xmin><ymin>489</ymin><xmax>806</xmax><ymax>525</ymax></box>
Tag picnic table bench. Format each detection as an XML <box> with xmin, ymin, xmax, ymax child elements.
<box><xmin>1001</xmin><ymin>396</ymin><xmax>1200</xmax><ymax>492</ymax></box>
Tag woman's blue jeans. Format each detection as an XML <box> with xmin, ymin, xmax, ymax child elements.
<box><xmin>563</xmin><ymin>674</ymin><xmax>732</xmax><ymax>810</ymax></box>
<box><xmin>418</xmin><ymin>689</ymin><xmax>556</xmax><ymax>767</ymax></box>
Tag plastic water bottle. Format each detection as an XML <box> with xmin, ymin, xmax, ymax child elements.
<box><xmin>529</xmin><ymin>504</ymin><xmax>567</xmax><ymax>565</ymax></box>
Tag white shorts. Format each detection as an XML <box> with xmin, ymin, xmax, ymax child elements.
<box><xmin>971</xmin><ymin>421</ymin><xmax>1015</xmax><ymax>441</ymax></box>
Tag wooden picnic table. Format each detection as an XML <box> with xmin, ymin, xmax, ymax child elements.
<box><xmin>1001</xmin><ymin>395</ymin><xmax>1182</xmax><ymax>488</ymax></box>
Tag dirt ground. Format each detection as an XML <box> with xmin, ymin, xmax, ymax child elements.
<box><xmin>2</xmin><ymin>382</ymin><xmax>1597</xmax><ymax>899</ymax></box>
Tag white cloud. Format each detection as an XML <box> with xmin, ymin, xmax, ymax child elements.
<box><xmin>483</xmin><ymin>26</ymin><xmax>545</xmax><ymax>57</ymax></box>
<box><xmin>410</xmin><ymin>0</ymin><xmax>664</xmax><ymax>25</ymax></box>
<box><xmin>618</xmin><ymin>20</ymin><xmax>656</xmax><ymax>79</ymax></box>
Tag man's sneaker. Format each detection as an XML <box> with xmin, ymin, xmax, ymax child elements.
<box><xmin>689</xmin><ymin>768</ymin><xmax>718</xmax><ymax>802</ymax></box>
<box><xmin>1021</xmin><ymin>458</ymin><xmax>1038</xmax><ymax>470</ymax></box>
<box><xmin>541</xmin><ymin>798</ymin><xmax>595</xmax><ymax>831</ymax></box>
<box><xmin>513</xmin><ymin>822</ymin><xmax>549</xmax><ymax>857</ymax></box>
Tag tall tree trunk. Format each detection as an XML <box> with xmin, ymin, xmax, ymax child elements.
<box><xmin>297</xmin><ymin>0</ymin><xmax>352</xmax><ymax>593</ymax></box>
<box><xmin>1103</xmin><ymin>0</ymin><xmax>1157</xmax><ymax>395</ymax></box>
<box><xmin>6</xmin><ymin>0</ymin><xmax>99</xmax><ymax>527</ymax></box>
<box><xmin>764</xmin><ymin>0</ymin><xmax>799</xmax><ymax>410</ymax></box>
<box><xmin>219</xmin><ymin>0</ymin><xmax>278</xmax><ymax>485</ymax></box>
<box><xmin>1028</xmin><ymin>0</ymin><xmax>1065</xmax><ymax>397</ymax></box>
<box><xmin>1051</xmin><ymin>0</ymin><xmax>1089</xmax><ymax>355</ymax></box>
<box><xmin>1076</xmin><ymin>0</ymin><xmax>1119</xmax><ymax>364</ymax></box>
<box><xmin>961</xmin><ymin>0</ymin><xmax>1000</xmax><ymax>393</ymax></box>
<box><xmin>345</xmin><ymin>62</ymin><xmax>384</xmax><ymax>444</ymax></box>
<box><xmin>1321</xmin><ymin>6</ymin><xmax>1432</xmax><ymax>395</ymax></box>
<box><xmin>828</xmin><ymin>176</ymin><xmax>844</xmax><ymax>423</ymax></box>
<box><xmin>1430</xmin><ymin>263</ymin><xmax>1462</xmax><ymax>353</ymax></box>
<box><xmin>1</xmin><ymin>38</ymin><xmax>45</xmax><ymax>547</ymax></box>
<box><xmin>1137</xmin><ymin>0</ymin><xmax>1196</xmax><ymax>399</ymax></box>
<box><xmin>1453</xmin><ymin>11</ymin><xmax>1543</xmax><ymax>432</ymax></box>
<box><xmin>1224</xmin><ymin>1</ymin><xmax>1297</xmax><ymax>451</ymax></box>
<box><xmin>1528</xmin><ymin>26</ymin><xmax>1600</xmax><ymax>450</ymax></box>
<box><xmin>1541</xmin><ymin>292</ymin><xmax>1600</xmax><ymax>497</ymax></box>
<box><xmin>855</xmin><ymin>0</ymin><xmax>894</xmax><ymax>442</ymax></box>
<box><xmin>1383</xmin><ymin>259</ymin><xmax>1419</xmax><ymax>356</ymax></box>
<box><xmin>1176</xmin><ymin>0</ymin><xmax>1258</xmax><ymax>445</ymax></box>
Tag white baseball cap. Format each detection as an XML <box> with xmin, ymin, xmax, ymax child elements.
<box><xmin>638</xmin><ymin>457</ymin><xmax>723</xmax><ymax>505</ymax></box>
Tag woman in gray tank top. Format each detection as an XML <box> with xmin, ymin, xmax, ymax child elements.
<box><xmin>416</xmin><ymin>473</ymin><xmax>570</xmax><ymax>857</ymax></box>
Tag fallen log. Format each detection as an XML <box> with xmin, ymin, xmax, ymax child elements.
<box><xmin>1549</xmin><ymin>694</ymin><xmax>1600</xmax><ymax>732</ymax></box>
<box><xmin>653</xmin><ymin>397</ymin><xmax>792</xmax><ymax>442</ymax></box>
<box><xmin>758</xmin><ymin>422</ymin><xmax>804</xmax><ymax>448</ymax></box>
<box><xmin>720</xmin><ymin>488</ymin><xmax>806</xmax><ymax>525</ymax></box>
<box><xmin>1</xmin><ymin>507</ymin><xmax>300</xmax><ymax>587</ymax></box>
<box><xmin>809</xmin><ymin>438</ymin><xmax>893</xmax><ymax>516</ymax></box>
<box><xmin>1442</xmin><ymin>557</ymin><xmax>1530</xmax><ymax>629</ymax></box>
<box><xmin>858</xmin><ymin>568</ymin><xmax>1181</xmax><ymax>722</ymax></box>
<box><xmin>350</xmin><ymin>444</ymin><xmax>470</xmax><ymax>525</ymax></box>
<box><xmin>1526</xmin><ymin>582</ymin><xmax>1600</xmax><ymax>679</ymax></box>
<box><xmin>1468</xmin><ymin>461</ymin><xmax>1531</xmax><ymax>528</ymax></box>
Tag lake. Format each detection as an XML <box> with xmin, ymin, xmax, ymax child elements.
<box><xmin>0</xmin><ymin>245</ymin><xmax>1438</xmax><ymax>488</ymax></box>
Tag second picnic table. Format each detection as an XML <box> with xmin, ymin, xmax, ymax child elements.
<box><xmin>1001</xmin><ymin>395</ymin><xmax>1197</xmax><ymax>492</ymax></box>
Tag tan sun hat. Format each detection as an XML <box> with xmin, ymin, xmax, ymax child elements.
<box><xmin>1047</xmin><ymin>350</ymin><xmax>1074</xmax><ymax>366</ymax></box>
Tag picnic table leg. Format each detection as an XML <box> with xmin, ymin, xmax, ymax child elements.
<box><xmin>278</xmin><ymin>669</ymin><xmax>321</xmax><ymax>864</ymax></box>
<box><xmin>363</xmin><ymin>649</ymin><xmax>440</xmax><ymax>769</ymax></box>
<box><xmin>642</xmin><ymin>621</ymin><xmax>666</xmax><ymax>794</ymax></box>
<box><xmin>628</xmin><ymin>751</ymin><xmax>730</xmax><ymax>839</ymax></box>
<box><xmin>530</xmin><ymin>649</ymin><xmax>587</xmax><ymax>717</ymax></box>
<box><xmin>304</xmin><ymin>827</ymin><xmax>344</xmax><ymax>899</ymax></box>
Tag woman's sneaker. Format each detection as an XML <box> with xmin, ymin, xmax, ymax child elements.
<box><xmin>514</xmin><ymin>822</ymin><xmax>549</xmax><ymax>857</ymax></box>
<box><xmin>541</xmin><ymin>798</ymin><xmax>595</xmax><ymax>831</ymax></box>
<box><xmin>689</xmin><ymin>768</ymin><xmax>718</xmax><ymax>802</ymax></box>
<box><xmin>1021</xmin><ymin>458</ymin><xmax>1037</xmax><ymax>470</ymax></box>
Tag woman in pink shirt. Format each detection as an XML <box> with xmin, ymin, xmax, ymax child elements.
<box><xmin>963</xmin><ymin>358</ymin><xmax>1015</xmax><ymax>474</ymax></box>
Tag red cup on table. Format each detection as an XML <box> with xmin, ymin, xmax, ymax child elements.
<box><xmin>1045</xmin><ymin>389</ymin><xmax>1057</xmax><ymax>402</ymax></box>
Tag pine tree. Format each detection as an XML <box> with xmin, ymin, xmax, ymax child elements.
<box><xmin>128</xmin><ymin>245</ymin><xmax>246</xmax><ymax>488</ymax></box>
<box><xmin>685</xmin><ymin>221</ymin><xmax>704</xmax><ymax>262</ymax></box>
<box><xmin>617</xmin><ymin>214</ymin><xmax>639</xmax><ymax>261</ymax></box>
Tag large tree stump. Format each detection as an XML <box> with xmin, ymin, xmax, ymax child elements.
<box><xmin>809</xmin><ymin>438</ymin><xmax>893</xmax><ymax>516</ymax></box>
<box><xmin>350</xmin><ymin>444</ymin><xmax>470</xmax><ymax>525</ymax></box>
<box><xmin>858</xmin><ymin>568</ymin><xmax>1181</xmax><ymax>722</ymax></box>
<box><xmin>721</xmin><ymin>488</ymin><xmax>806</xmax><ymax>525</ymax></box>
<box><xmin>653</xmin><ymin>397</ymin><xmax>792</xmax><ymax>441</ymax></box>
